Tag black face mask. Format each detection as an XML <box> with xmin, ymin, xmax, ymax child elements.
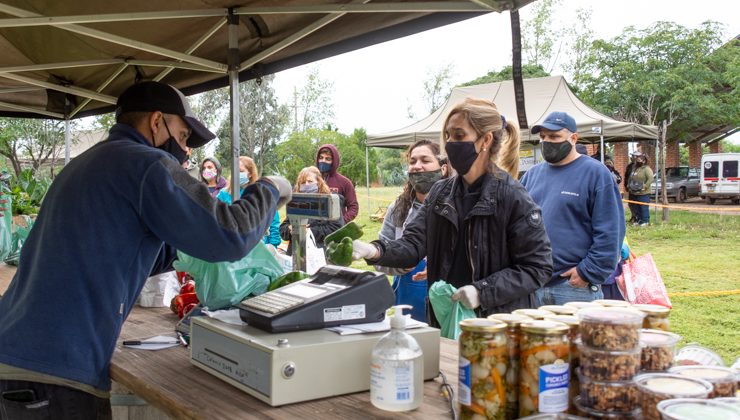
<box><xmin>408</xmin><ymin>169</ymin><xmax>442</xmax><ymax>194</ymax></box>
<box><xmin>445</xmin><ymin>138</ymin><xmax>481</xmax><ymax>176</ymax></box>
<box><xmin>157</xmin><ymin>118</ymin><xmax>188</xmax><ymax>165</ymax></box>
<box><xmin>542</xmin><ymin>140</ymin><xmax>573</xmax><ymax>164</ymax></box>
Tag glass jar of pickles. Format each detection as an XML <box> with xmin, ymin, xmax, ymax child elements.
<box><xmin>519</xmin><ymin>320</ymin><xmax>571</xmax><ymax>417</ymax></box>
<box><xmin>632</xmin><ymin>304</ymin><xmax>670</xmax><ymax>331</ymax></box>
<box><xmin>488</xmin><ymin>313</ymin><xmax>533</xmax><ymax>420</ymax></box>
<box><xmin>543</xmin><ymin>314</ymin><xmax>581</xmax><ymax>414</ymax></box>
<box><xmin>459</xmin><ymin>319</ymin><xmax>509</xmax><ymax>420</ymax></box>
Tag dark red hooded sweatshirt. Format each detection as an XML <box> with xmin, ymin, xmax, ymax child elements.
<box><xmin>316</xmin><ymin>144</ymin><xmax>358</xmax><ymax>223</ymax></box>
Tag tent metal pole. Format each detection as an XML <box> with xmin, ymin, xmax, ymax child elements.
<box><xmin>64</xmin><ymin>117</ymin><xmax>70</xmax><ymax>165</ymax></box>
<box><xmin>227</xmin><ymin>9</ymin><xmax>241</xmax><ymax>198</ymax></box>
<box><xmin>600</xmin><ymin>121</ymin><xmax>604</xmax><ymax>163</ymax></box>
<box><xmin>365</xmin><ymin>144</ymin><xmax>370</xmax><ymax>214</ymax></box>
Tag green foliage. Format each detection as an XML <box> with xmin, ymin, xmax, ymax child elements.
<box><xmin>423</xmin><ymin>64</ymin><xmax>455</xmax><ymax>113</ymax></box>
<box><xmin>720</xmin><ymin>140</ymin><xmax>740</xmax><ymax>153</ymax></box>
<box><xmin>289</xmin><ymin>67</ymin><xmax>335</xmax><ymax>133</ymax></box>
<box><xmin>6</xmin><ymin>169</ymin><xmax>51</xmax><ymax>215</ymax></box>
<box><xmin>521</xmin><ymin>0</ymin><xmax>562</xmax><ymax>71</ymax></box>
<box><xmin>0</xmin><ymin>117</ymin><xmax>72</xmax><ymax>176</ymax></box>
<box><xmin>460</xmin><ymin>64</ymin><xmax>550</xmax><ymax>86</ymax></box>
<box><xmin>376</xmin><ymin>148</ymin><xmax>406</xmax><ymax>186</ymax></box>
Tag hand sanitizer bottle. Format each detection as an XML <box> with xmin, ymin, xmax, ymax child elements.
<box><xmin>370</xmin><ymin>305</ymin><xmax>423</xmax><ymax>411</ymax></box>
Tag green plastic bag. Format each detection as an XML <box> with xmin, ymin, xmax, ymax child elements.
<box><xmin>173</xmin><ymin>241</ymin><xmax>286</xmax><ymax>310</ymax></box>
<box><xmin>428</xmin><ymin>280</ymin><xmax>476</xmax><ymax>340</ymax></box>
<box><xmin>0</xmin><ymin>189</ymin><xmax>12</xmax><ymax>262</ymax></box>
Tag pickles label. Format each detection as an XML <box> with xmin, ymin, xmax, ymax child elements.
<box><xmin>538</xmin><ymin>362</ymin><xmax>569</xmax><ymax>413</ymax></box>
<box><xmin>458</xmin><ymin>356</ymin><xmax>471</xmax><ymax>406</ymax></box>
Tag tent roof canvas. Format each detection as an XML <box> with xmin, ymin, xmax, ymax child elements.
<box><xmin>367</xmin><ymin>75</ymin><xmax>659</xmax><ymax>148</ymax></box>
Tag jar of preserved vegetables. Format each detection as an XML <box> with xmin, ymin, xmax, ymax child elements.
<box><xmin>459</xmin><ymin>319</ymin><xmax>509</xmax><ymax>420</ymax></box>
<box><xmin>543</xmin><ymin>315</ymin><xmax>581</xmax><ymax>415</ymax></box>
<box><xmin>519</xmin><ymin>320</ymin><xmax>571</xmax><ymax>417</ymax></box>
<box><xmin>488</xmin><ymin>313</ymin><xmax>533</xmax><ymax>420</ymax></box>
<box><xmin>632</xmin><ymin>304</ymin><xmax>670</xmax><ymax>331</ymax></box>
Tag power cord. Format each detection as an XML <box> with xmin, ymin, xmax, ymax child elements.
<box><xmin>437</xmin><ymin>370</ymin><xmax>457</xmax><ymax>420</ymax></box>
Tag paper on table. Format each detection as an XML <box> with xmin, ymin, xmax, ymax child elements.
<box><xmin>123</xmin><ymin>335</ymin><xmax>180</xmax><ymax>350</ymax></box>
<box><xmin>201</xmin><ymin>308</ymin><xmax>243</xmax><ymax>325</ymax></box>
<box><xmin>326</xmin><ymin>315</ymin><xmax>428</xmax><ymax>335</ymax></box>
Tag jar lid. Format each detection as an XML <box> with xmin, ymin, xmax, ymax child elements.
<box><xmin>668</xmin><ymin>365</ymin><xmax>736</xmax><ymax>382</ymax></box>
<box><xmin>640</xmin><ymin>329</ymin><xmax>681</xmax><ymax>347</ymax></box>
<box><xmin>593</xmin><ymin>299</ymin><xmax>633</xmax><ymax>307</ymax></box>
<box><xmin>577</xmin><ymin>307</ymin><xmax>645</xmax><ymax>324</ymax></box>
<box><xmin>459</xmin><ymin>318</ymin><xmax>506</xmax><ymax>333</ymax></box>
<box><xmin>543</xmin><ymin>314</ymin><xmax>580</xmax><ymax>327</ymax></box>
<box><xmin>563</xmin><ymin>301</ymin><xmax>603</xmax><ymax>310</ymax></box>
<box><xmin>520</xmin><ymin>320</ymin><xmax>569</xmax><ymax>335</ymax></box>
<box><xmin>634</xmin><ymin>373</ymin><xmax>713</xmax><ymax>397</ymax></box>
<box><xmin>538</xmin><ymin>305</ymin><xmax>578</xmax><ymax>315</ymax></box>
<box><xmin>512</xmin><ymin>308</ymin><xmax>554</xmax><ymax>319</ymax></box>
<box><xmin>657</xmin><ymin>398</ymin><xmax>740</xmax><ymax>419</ymax></box>
<box><xmin>487</xmin><ymin>313</ymin><xmax>532</xmax><ymax>327</ymax></box>
<box><xmin>633</xmin><ymin>303</ymin><xmax>671</xmax><ymax>316</ymax></box>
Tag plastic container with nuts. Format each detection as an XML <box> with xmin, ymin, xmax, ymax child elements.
<box><xmin>668</xmin><ymin>365</ymin><xmax>737</xmax><ymax>398</ymax></box>
<box><xmin>656</xmin><ymin>398</ymin><xmax>740</xmax><ymax>420</ymax></box>
<box><xmin>577</xmin><ymin>342</ymin><xmax>642</xmax><ymax>381</ymax></box>
<box><xmin>458</xmin><ymin>319</ymin><xmax>509</xmax><ymax>420</ymax></box>
<box><xmin>488</xmin><ymin>313</ymin><xmax>533</xmax><ymax>420</ymax></box>
<box><xmin>577</xmin><ymin>370</ymin><xmax>640</xmax><ymax>412</ymax></box>
<box><xmin>632</xmin><ymin>304</ymin><xmax>671</xmax><ymax>331</ymax></box>
<box><xmin>577</xmin><ymin>307</ymin><xmax>645</xmax><ymax>351</ymax></box>
<box><xmin>539</xmin><ymin>305</ymin><xmax>578</xmax><ymax>316</ymax></box>
<box><xmin>572</xmin><ymin>396</ymin><xmax>642</xmax><ymax>420</ymax></box>
<box><xmin>634</xmin><ymin>373</ymin><xmax>713</xmax><ymax>420</ymax></box>
<box><xmin>513</xmin><ymin>308</ymin><xmax>554</xmax><ymax>320</ymax></box>
<box><xmin>640</xmin><ymin>329</ymin><xmax>681</xmax><ymax>372</ymax></box>
<box><xmin>519</xmin><ymin>320</ymin><xmax>571</xmax><ymax>417</ymax></box>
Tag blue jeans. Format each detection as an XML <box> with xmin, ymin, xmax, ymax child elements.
<box><xmin>0</xmin><ymin>380</ymin><xmax>111</xmax><ymax>420</ymax></box>
<box><xmin>391</xmin><ymin>259</ymin><xmax>428</xmax><ymax>322</ymax></box>
<box><xmin>631</xmin><ymin>194</ymin><xmax>651</xmax><ymax>224</ymax></box>
<box><xmin>534</xmin><ymin>281</ymin><xmax>603</xmax><ymax>306</ymax></box>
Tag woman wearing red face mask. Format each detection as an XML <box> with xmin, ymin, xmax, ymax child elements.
<box><xmin>352</xmin><ymin>98</ymin><xmax>552</xmax><ymax>323</ymax></box>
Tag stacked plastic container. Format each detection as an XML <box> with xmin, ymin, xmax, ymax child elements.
<box><xmin>574</xmin><ymin>307</ymin><xmax>645</xmax><ymax>419</ymax></box>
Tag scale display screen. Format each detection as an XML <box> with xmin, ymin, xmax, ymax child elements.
<box><xmin>286</xmin><ymin>193</ymin><xmax>340</xmax><ymax>220</ymax></box>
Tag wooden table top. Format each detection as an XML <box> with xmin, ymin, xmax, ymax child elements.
<box><xmin>112</xmin><ymin>307</ymin><xmax>460</xmax><ymax>420</ymax></box>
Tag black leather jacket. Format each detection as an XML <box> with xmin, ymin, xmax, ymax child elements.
<box><xmin>372</xmin><ymin>171</ymin><xmax>552</xmax><ymax>317</ymax></box>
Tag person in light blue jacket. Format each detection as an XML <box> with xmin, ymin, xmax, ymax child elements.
<box><xmin>216</xmin><ymin>155</ymin><xmax>281</xmax><ymax>247</ymax></box>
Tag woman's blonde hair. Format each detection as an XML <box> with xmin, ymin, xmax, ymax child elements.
<box><xmin>294</xmin><ymin>166</ymin><xmax>331</xmax><ymax>194</ymax></box>
<box><xmin>225</xmin><ymin>156</ymin><xmax>260</xmax><ymax>187</ymax></box>
<box><xmin>440</xmin><ymin>97</ymin><xmax>521</xmax><ymax>179</ymax></box>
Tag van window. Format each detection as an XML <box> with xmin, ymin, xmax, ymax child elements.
<box><xmin>723</xmin><ymin>160</ymin><xmax>738</xmax><ymax>178</ymax></box>
<box><xmin>704</xmin><ymin>161</ymin><xmax>719</xmax><ymax>178</ymax></box>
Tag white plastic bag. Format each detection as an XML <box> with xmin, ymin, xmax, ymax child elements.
<box><xmin>138</xmin><ymin>271</ymin><xmax>181</xmax><ymax>307</ymax></box>
<box><xmin>305</xmin><ymin>229</ymin><xmax>326</xmax><ymax>275</ymax></box>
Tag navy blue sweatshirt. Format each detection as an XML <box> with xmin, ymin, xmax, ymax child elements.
<box><xmin>0</xmin><ymin>124</ymin><xmax>278</xmax><ymax>391</ymax></box>
<box><xmin>521</xmin><ymin>156</ymin><xmax>624</xmax><ymax>286</ymax></box>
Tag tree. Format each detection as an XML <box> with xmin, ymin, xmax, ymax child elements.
<box><xmin>521</xmin><ymin>0</ymin><xmax>562</xmax><ymax>72</ymax></box>
<box><xmin>0</xmin><ymin>118</ymin><xmax>73</xmax><ymax>176</ymax></box>
<box><xmin>289</xmin><ymin>67</ymin><xmax>335</xmax><ymax>133</ymax></box>
<box><xmin>562</xmin><ymin>6</ymin><xmax>594</xmax><ymax>84</ymax></box>
<box><xmin>577</xmin><ymin>22</ymin><xmax>739</xmax><ymax>142</ymax></box>
<box><xmin>460</xmin><ymin>64</ymin><xmax>549</xmax><ymax>86</ymax></box>
<box><xmin>423</xmin><ymin>64</ymin><xmax>455</xmax><ymax>114</ymax></box>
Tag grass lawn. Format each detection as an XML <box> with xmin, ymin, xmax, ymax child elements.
<box><xmin>290</xmin><ymin>186</ymin><xmax>739</xmax><ymax>363</ymax></box>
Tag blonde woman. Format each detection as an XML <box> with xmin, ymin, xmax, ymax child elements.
<box><xmin>217</xmin><ymin>156</ymin><xmax>281</xmax><ymax>246</ymax></box>
<box><xmin>351</xmin><ymin>98</ymin><xmax>552</xmax><ymax>323</ymax></box>
<box><xmin>279</xmin><ymin>166</ymin><xmax>343</xmax><ymax>255</ymax></box>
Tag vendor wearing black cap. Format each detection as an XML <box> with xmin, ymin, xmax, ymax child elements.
<box><xmin>0</xmin><ymin>81</ymin><xmax>292</xmax><ymax>419</ymax></box>
<box><xmin>520</xmin><ymin>111</ymin><xmax>625</xmax><ymax>305</ymax></box>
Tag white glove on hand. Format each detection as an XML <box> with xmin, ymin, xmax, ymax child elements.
<box><xmin>351</xmin><ymin>240</ymin><xmax>379</xmax><ymax>261</ymax></box>
<box><xmin>451</xmin><ymin>285</ymin><xmax>480</xmax><ymax>310</ymax></box>
<box><xmin>261</xmin><ymin>176</ymin><xmax>293</xmax><ymax>209</ymax></box>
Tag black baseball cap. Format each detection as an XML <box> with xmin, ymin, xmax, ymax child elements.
<box><xmin>116</xmin><ymin>81</ymin><xmax>216</xmax><ymax>148</ymax></box>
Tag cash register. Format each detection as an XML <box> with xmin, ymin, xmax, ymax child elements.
<box><xmin>189</xmin><ymin>194</ymin><xmax>441</xmax><ymax>406</ymax></box>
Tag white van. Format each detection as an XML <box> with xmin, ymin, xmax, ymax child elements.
<box><xmin>700</xmin><ymin>153</ymin><xmax>740</xmax><ymax>204</ymax></box>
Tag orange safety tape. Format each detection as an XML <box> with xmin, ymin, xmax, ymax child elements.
<box><xmin>668</xmin><ymin>289</ymin><xmax>740</xmax><ymax>297</ymax></box>
<box><xmin>622</xmin><ymin>198</ymin><xmax>740</xmax><ymax>212</ymax></box>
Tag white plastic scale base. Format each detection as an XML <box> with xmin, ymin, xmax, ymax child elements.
<box><xmin>189</xmin><ymin>317</ymin><xmax>441</xmax><ymax>406</ymax></box>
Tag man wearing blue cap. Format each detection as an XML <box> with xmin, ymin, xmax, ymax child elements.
<box><xmin>520</xmin><ymin>112</ymin><xmax>625</xmax><ymax>305</ymax></box>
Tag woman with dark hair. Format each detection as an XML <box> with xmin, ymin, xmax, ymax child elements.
<box><xmin>352</xmin><ymin>98</ymin><xmax>552</xmax><ymax>323</ymax></box>
<box><xmin>200</xmin><ymin>157</ymin><xmax>227</xmax><ymax>198</ymax></box>
<box><xmin>374</xmin><ymin>139</ymin><xmax>448</xmax><ymax>321</ymax></box>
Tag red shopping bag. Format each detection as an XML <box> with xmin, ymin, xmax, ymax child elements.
<box><xmin>616</xmin><ymin>253</ymin><xmax>672</xmax><ymax>308</ymax></box>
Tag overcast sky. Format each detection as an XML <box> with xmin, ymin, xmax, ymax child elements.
<box><xmin>269</xmin><ymin>0</ymin><xmax>739</xmax><ymax>140</ymax></box>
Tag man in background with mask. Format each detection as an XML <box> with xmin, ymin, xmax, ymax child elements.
<box><xmin>0</xmin><ymin>81</ymin><xmax>292</xmax><ymax>418</ymax></box>
<box><xmin>520</xmin><ymin>111</ymin><xmax>624</xmax><ymax>305</ymax></box>
<box><xmin>316</xmin><ymin>144</ymin><xmax>358</xmax><ymax>223</ymax></box>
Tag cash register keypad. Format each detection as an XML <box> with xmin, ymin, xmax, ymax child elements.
<box><xmin>242</xmin><ymin>292</ymin><xmax>305</xmax><ymax>314</ymax></box>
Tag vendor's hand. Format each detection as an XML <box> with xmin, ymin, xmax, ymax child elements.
<box><xmin>451</xmin><ymin>285</ymin><xmax>480</xmax><ymax>310</ymax></box>
<box><xmin>260</xmin><ymin>176</ymin><xmax>292</xmax><ymax>209</ymax></box>
<box><xmin>561</xmin><ymin>267</ymin><xmax>588</xmax><ymax>288</ymax></box>
<box><xmin>351</xmin><ymin>240</ymin><xmax>379</xmax><ymax>261</ymax></box>
<box><xmin>411</xmin><ymin>269</ymin><xmax>427</xmax><ymax>282</ymax></box>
